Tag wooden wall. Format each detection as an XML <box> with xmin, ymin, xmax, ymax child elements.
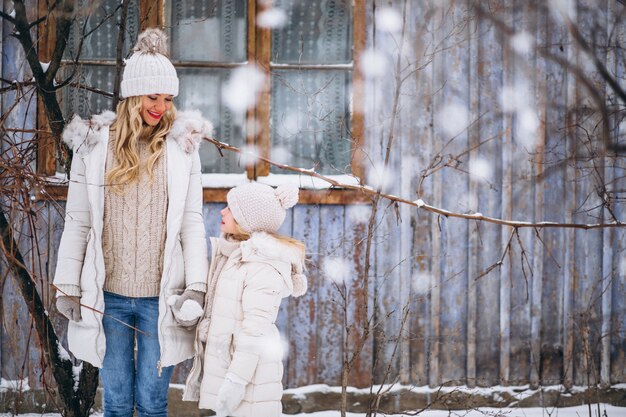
<box><xmin>1</xmin><ymin>0</ymin><xmax>625</xmax><ymax>392</ymax></box>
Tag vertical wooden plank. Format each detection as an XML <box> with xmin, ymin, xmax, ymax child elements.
<box><xmin>466</xmin><ymin>3</ymin><xmax>480</xmax><ymax>388</ymax></box>
<box><xmin>344</xmin><ymin>204</ymin><xmax>372</xmax><ymax>387</ymax></box>
<box><xmin>600</xmin><ymin>0</ymin><xmax>621</xmax><ymax>387</ymax></box>
<box><xmin>562</xmin><ymin>0</ymin><xmax>578</xmax><ymax>385</ymax></box>
<box><xmin>284</xmin><ymin>204</ymin><xmax>320</xmax><ymax>388</ymax></box>
<box><xmin>372</xmin><ymin>206</ymin><xmax>401</xmax><ymax>383</ymax></box>
<box><xmin>316</xmin><ymin>205</ymin><xmax>345</xmax><ymax>385</ymax></box>
<box><xmin>572</xmin><ymin>0</ymin><xmax>606</xmax><ymax>386</ymax></box>
<box><xmin>438</xmin><ymin>1</ymin><xmax>471</xmax><ymax>385</ymax></box>
<box><xmin>427</xmin><ymin>1</ymin><xmax>445</xmax><ymax>387</ymax></box>
<box><xmin>529</xmin><ymin>4</ymin><xmax>546</xmax><ymax>389</ymax></box>
<box><xmin>369</xmin><ymin>0</ymin><xmax>414</xmax><ymax>387</ymax></box>
<box><xmin>540</xmin><ymin>2</ymin><xmax>568</xmax><ymax>385</ymax></box>
<box><xmin>409</xmin><ymin>0</ymin><xmax>435</xmax><ymax>388</ymax></box>
<box><xmin>499</xmin><ymin>0</ymin><xmax>514</xmax><ymax>387</ymax></box>
<box><xmin>507</xmin><ymin>0</ymin><xmax>534</xmax><ymax>385</ymax></box>
<box><xmin>0</xmin><ymin>0</ymin><xmax>6</xmax><ymax>379</ymax></box>
<box><xmin>474</xmin><ymin>5</ymin><xmax>504</xmax><ymax>388</ymax></box>
<box><xmin>609</xmin><ymin>1</ymin><xmax>626</xmax><ymax>385</ymax></box>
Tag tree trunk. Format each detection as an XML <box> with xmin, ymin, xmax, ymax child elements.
<box><xmin>0</xmin><ymin>209</ymin><xmax>99</xmax><ymax>417</ymax></box>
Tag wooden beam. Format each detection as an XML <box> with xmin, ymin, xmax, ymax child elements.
<box><xmin>139</xmin><ymin>0</ymin><xmax>163</xmax><ymax>29</ymax></box>
<box><xmin>36</xmin><ymin>1</ymin><xmax>57</xmax><ymax>176</ymax></box>
<box><xmin>38</xmin><ymin>185</ymin><xmax>373</xmax><ymax>205</ymax></box>
<box><xmin>253</xmin><ymin>0</ymin><xmax>272</xmax><ymax>178</ymax></box>
<box><xmin>351</xmin><ymin>0</ymin><xmax>366</xmax><ymax>183</ymax></box>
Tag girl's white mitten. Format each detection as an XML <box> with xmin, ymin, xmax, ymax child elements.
<box><xmin>215</xmin><ymin>374</ymin><xmax>246</xmax><ymax>417</ymax></box>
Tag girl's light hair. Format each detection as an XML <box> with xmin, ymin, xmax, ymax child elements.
<box><xmin>229</xmin><ymin>223</ymin><xmax>306</xmax><ymax>259</ymax></box>
<box><xmin>106</xmin><ymin>96</ymin><xmax>176</xmax><ymax>190</ymax></box>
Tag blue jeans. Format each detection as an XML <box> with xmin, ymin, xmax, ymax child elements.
<box><xmin>101</xmin><ymin>292</ymin><xmax>174</xmax><ymax>417</ymax></box>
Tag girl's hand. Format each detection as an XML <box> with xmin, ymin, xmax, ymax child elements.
<box><xmin>215</xmin><ymin>374</ymin><xmax>246</xmax><ymax>417</ymax></box>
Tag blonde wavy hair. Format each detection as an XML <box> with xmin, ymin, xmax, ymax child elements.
<box><xmin>229</xmin><ymin>223</ymin><xmax>306</xmax><ymax>259</ymax></box>
<box><xmin>106</xmin><ymin>96</ymin><xmax>176</xmax><ymax>190</ymax></box>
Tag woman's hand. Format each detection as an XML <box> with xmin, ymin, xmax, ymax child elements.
<box><xmin>169</xmin><ymin>289</ymin><xmax>204</xmax><ymax>328</ymax></box>
<box><xmin>56</xmin><ymin>296</ymin><xmax>82</xmax><ymax>322</ymax></box>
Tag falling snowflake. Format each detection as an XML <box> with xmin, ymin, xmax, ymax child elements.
<box><xmin>239</xmin><ymin>144</ymin><xmax>260</xmax><ymax>168</ymax></box>
<box><xmin>510</xmin><ymin>31</ymin><xmax>534</xmax><ymax>55</ymax></box>
<box><xmin>322</xmin><ymin>256</ymin><xmax>351</xmax><ymax>285</ymax></box>
<box><xmin>359</xmin><ymin>48</ymin><xmax>388</xmax><ymax>79</ymax></box>
<box><xmin>437</xmin><ymin>101</ymin><xmax>469</xmax><ymax>137</ymax></box>
<box><xmin>257</xmin><ymin>8</ymin><xmax>288</xmax><ymax>28</ymax></box>
<box><xmin>469</xmin><ymin>157</ymin><xmax>493</xmax><ymax>183</ymax></box>
<box><xmin>222</xmin><ymin>65</ymin><xmax>266</xmax><ymax>115</ymax></box>
<box><xmin>375</xmin><ymin>7</ymin><xmax>403</xmax><ymax>34</ymax></box>
<box><xmin>412</xmin><ymin>271</ymin><xmax>432</xmax><ymax>295</ymax></box>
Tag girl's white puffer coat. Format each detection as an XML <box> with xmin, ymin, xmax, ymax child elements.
<box><xmin>183</xmin><ymin>233</ymin><xmax>307</xmax><ymax>417</ymax></box>
<box><xmin>53</xmin><ymin>110</ymin><xmax>213</xmax><ymax>368</ymax></box>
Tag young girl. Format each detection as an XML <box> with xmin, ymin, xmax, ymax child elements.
<box><xmin>181</xmin><ymin>182</ymin><xmax>307</xmax><ymax>417</ymax></box>
<box><xmin>54</xmin><ymin>28</ymin><xmax>212</xmax><ymax>417</ymax></box>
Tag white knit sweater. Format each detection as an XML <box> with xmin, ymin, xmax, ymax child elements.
<box><xmin>102</xmin><ymin>133</ymin><xmax>167</xmax><ymax>297</ymax></box>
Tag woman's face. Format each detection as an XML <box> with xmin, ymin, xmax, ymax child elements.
<box><xmin>140</xmin><ymin>94</ymin><xmax>173</xmax><ymax>126</ymax></box>
<box><xmin>220</xmin><ymin>207</ymin><xmax>239</xmax><ymax>234</ymax></box>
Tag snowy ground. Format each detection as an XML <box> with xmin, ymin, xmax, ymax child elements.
<box><xmin>1</xmin><ymin>404</ymin><xmax>625</xmax><ymax>417</ymax></box>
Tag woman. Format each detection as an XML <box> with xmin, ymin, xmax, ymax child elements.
<box><xmin>182</xmin><ymin>182</ymin><xmax>308</xmax><ymax>417</ymax></box>
<box><xmin>54</xmin><ymin>28</ymin><xmax>212</xmax><ymax>417</ymax></box>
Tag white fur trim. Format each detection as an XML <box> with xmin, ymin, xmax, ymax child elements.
<box><xmin>62</xmin><ymin>110</ymin><xmax>116</xmax><ymax>155</ymax></box>
<box><xmin>241</xmin><ymin>232</ymin><xmax>307</xmax><ymax>297</ymax></box>
<box><xmin>168</xmin><ymin>110</ymin><xmax>214</xmax><ymax>154</ymax></box>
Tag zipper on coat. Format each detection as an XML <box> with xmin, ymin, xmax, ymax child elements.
<box><xmin>157</xmin><ymin>243</ymin><xmax>178</xmax><ymax>372</ymax></box>
<box><xmin>86</xmin><ymin>192</ymin><xmax>105</xmax><ymax>365</ymax></box>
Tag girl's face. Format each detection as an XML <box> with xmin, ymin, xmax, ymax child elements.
<box><xmin>140</xmin><ymin>94</ymin><xmax>173</xmax><ymax>126</ymax></box>
<box><xmin>220</xmin><ymin>207</ymin><xmax>239</xmax><ymax>234</ymax></box>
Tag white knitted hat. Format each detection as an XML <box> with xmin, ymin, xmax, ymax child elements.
<box><xmin>120</xmin><ymin>28</ymin><xmax>179</xmax><ymax>98</ymax></box>
<box><xmin>227</xmin><ymin>183</ymin><xmax>299</xmax><ymax>233</ymax></box>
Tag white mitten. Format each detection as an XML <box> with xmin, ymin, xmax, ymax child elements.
<box><xmin>215</xmin><ymin>374</ymin><xmax>246</xmax><ymax>417</ymax></box>
<box><xmin>167</xmin><ymin>291</ymin><xmax>204</xmax><ymax>328</ymax></box>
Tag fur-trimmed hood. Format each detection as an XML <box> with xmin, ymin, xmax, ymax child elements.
<box><xmin>62</xmin><ymin>109</ymin><xmax>213</xmax><ymax>156</ymax></box>
<box><xmin>239</xmin><ymin>232</ymin><xmax>307</xmax><ymax>297</ymax></box>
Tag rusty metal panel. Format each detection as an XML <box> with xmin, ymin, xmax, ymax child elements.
<box><xmin>283</xmin><ymin>204</ymin><xmax>320</xmax><ymax>388</ymax></box>
<box><xmin>343</xmin><ymin>204</ymin><xmax>373</xmax><ymax>387</ymax></box>
<box><xmin>315</xmin><ymin>205</ymin><xmax>345</xmax><ymax>386</ymax></box>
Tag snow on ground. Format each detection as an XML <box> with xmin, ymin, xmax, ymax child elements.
<box><xmin>1</xmin><ymin>405</ymin><xmax>625</xmax><ymax>417</ymax></box>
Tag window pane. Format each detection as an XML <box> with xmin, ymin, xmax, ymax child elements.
<box><xmin>270</xmin><ymin>70</ymin><xmax>352</xmax><ymax>175</ymax></box>
<box><xmin>60</xmin><ymin>65</ymin><xmax>115</xmax><ymax>118</ymax></box>
<box><xmin>272</xmin><ymin>0</ymin><xmax>352</xmax><ymax>65</ymax></box>
<box><xmin>65</xmin><ymin>0</ymin><xmax>139</xmax><ymax>60</ymax></box>
<box><xmin>177</xmin><ymin>68</ymin><xmax>246</xmax><ymax>173</ymax></box>
<box><xmin>170</xmin><ymin>0</ymin><xmax>247</xmax><ymax>63</ymax></box>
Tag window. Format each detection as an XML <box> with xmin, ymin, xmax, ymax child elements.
<box><xmin>40</xmin><ymin>0</ymin><xmax>366</xmax><ymax>203</ymax></box>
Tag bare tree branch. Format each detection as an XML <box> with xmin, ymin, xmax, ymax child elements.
<box><xmin>199</xmin><ymin>136</ymin><xmax>625</xmax><ymax>229</ymax></box>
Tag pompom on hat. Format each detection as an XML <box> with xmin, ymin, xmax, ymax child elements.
<box><xmin>120</xmin><ymin>28</ymin><xmax>179</xmax><ymax>98</ymax></box>
<box><xmin>227</xmin><ymin>183</ymin><xmax>299</xmax><ymax>234</ymax></box>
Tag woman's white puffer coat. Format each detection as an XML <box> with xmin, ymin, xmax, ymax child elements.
<box><xmin>183</xmin><ymin>233</ymin><xmax>307</xmax><ymax>417</ymax></box>
<box><xmin>53</xmin><ymin>110</ymin><xmax>213</xmax><ymax>368</ymax></box>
